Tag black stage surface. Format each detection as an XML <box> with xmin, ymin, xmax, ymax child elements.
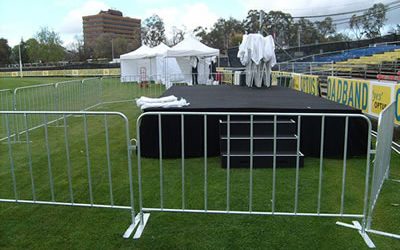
<box><xmin>139</xmin><ymin>85</ymin><xmax>368</xmax><ymax>160</ymax></box>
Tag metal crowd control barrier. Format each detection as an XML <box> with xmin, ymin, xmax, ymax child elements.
<box><xmin>0</xmin><ymin>110</ymin><xmax>139</xmax><ymax>237</ymax></box>
<box><xmin>1</xmin><ymin>77</ymin><xmax>164</xmax><ymax>143</ymax></box>
<box><xmin>108</xmin><ymin>75</ymin><xmax>165</xmax><ymax>103</ymax></box>
<box><xmin>337</xmin><ymin>102</ymin><xmax>400</xmax><ymax>245</ymax></box>
<box><xmin>0</xmin><ymin>89</ymin><xmax>14</xmax><ymax>139</ymax></box>
<box><xmin>134</xmin><ymin>111</ymin><xmax>377</xmax><ymax>246</ymax></box>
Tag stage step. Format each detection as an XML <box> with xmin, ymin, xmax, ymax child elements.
<box><xmin>220</xmin><ymin>138</ymin><xmax>299</xmax><ymax>152</ymax></box>
<box><xmin>219</xmin><ymin>117</ymin><xmax>304</xmax><ymax>168</ymax></box>
<box><xmin>219</xmin><ymin>117</ymin><xmax>296</xmax><ymax>137</ymax></box>
<box><xmin>221</xmin><ymin>154</ymin><xmax>304</xmax><ymax>168</ymax></box>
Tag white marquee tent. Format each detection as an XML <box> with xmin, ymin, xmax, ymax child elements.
<box><xmin>120</xmin><ymin>43</ymin><xmax>181</xmax><ymax>84</ymax></box>
<box><xmin>166</xmin><ymin>36</ymin><xmax>220</xmax><ymax>85</ymax></box>
<box><xmin>120</xmin><ymin>37</ymin><xmax>219</xmax><ymax>86</ymax></box>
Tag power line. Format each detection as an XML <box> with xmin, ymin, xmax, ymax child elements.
<box><xmin>291</xmin><ymin>0</ymin><xmax>400</xmax><ymax>19</ymax></box>
<box><xmin>330</xmin><ymin>4</ymin><xmax>400</xmax><ymax>26</ymax></box>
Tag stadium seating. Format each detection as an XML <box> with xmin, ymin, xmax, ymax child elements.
<box><xmin>311</xmin><ymin>46</ymin><xmax>400</xmax><ymax>79</ymax></box>
<box><xmin>314</xmin><ymin>45</ymin><xmax>400</xmax><ymax>63</ymax></box>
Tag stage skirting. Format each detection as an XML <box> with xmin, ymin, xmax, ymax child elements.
<box><xmin>139</xmin><ymin>85</ymin><xmax>368</xmax><ymax>159</ymax></box>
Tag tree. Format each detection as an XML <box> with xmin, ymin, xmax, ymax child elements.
<box><xmin>0</xmin><ymin>38</ymin><xmax>11</xmax><ymax>66</ymax></box>
<box><xmin>243</xmin><ymin>10</ymin><xmax>264</xmax><ymax>34</ymax></box>
<box><xmin>92</xmin><ymin>33</ymin><xmax>113</xmax><ymax>59</ymax></box>
<box><xmin>25</xmin><ymin>38</ymin><xmax>41</xmax><ymax>63</ymax></box>
<box><xmin>34</xmin><ymin>27</ymin><xmax>66</xmax><ymax>62</ymax></box>
<box><xmin>361</xmin><ymin>3</ymin><xmax>387</xmax><ymax>39</ymax></box>
<box><xmin>326</xmin><ymin>32</ymin><xmax>351</xmax><ymax>42</ymax></box>
<box><xmin>395</xmin><ymin>25</ymin><xmax>400</xmax><ymax>35</ymax></box>
<box><xmin>194</xmin><ymin>18</ymin><xmax>244</xmax><ymax>54</ymax></box>
<box><xmin>264</xmin><ymin>11</ymin><xmax>294</xmax><ymax>46</ymax></box>
<box><xmin>113</xmin><ymin>37</ymin><xmax>135</xmax><ymax>58</ymax></box>
<box><xmin>349</xmin><ymin>14</ymin><xmax>364</xmax><ymax>40</ymax></box>
<box><xmin>68</xmin><ymin>35</ymin><xmax>86</xmax><ymax>61</ymax></box>
<box><xmin>10</xmin><ymin>39</ymin><xmax>29</xmax><ymax>64</ymax></box>
<box><xmin>293</xmin><ymin>18</ymin><xmax>320</xmax><ymax>46</ymax></box>
<box><xmin>142</xmin><ymin>15</ymin><xmax>166</xmax><ymax>47</ymax></box>
<box><xmin>315</xmin><ymin>17</ymin><xmax>336</xmax><ymax>42</ymax></box>
<box><xmin>169</xmin><ymin>26</ymin><xmax>185</xmax><ymax>46</ymax></box>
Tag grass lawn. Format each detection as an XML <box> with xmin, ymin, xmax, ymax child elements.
<box><xmin>0</xmin><ymin>77</ymin><xmax>399</xmax><ymax>249</ymax></box>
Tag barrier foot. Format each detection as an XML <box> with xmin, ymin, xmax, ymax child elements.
<box><xmin>336</xmin><ymin>221</ymin><xmax>375</xmax><ymax>248</ymax></box>
<box><xmin>123</xmin><ymin>216</ymin><xmax>140</xmax><ymax>239</ymax></box>
<box><xmin>366</xmin><ymin>229</ymin><xmax>400</xmax><ymax>240</ymax></box>
<box><xmin>133</xmin><ymin>213</ymin><xmax>150</xmax><ymax>239</ymax></box>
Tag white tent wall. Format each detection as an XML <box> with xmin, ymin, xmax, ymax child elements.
<box><xmin>121</xmin><ymin>58</ymin><xmax>153</xmax><ymax>83</ymax></box>
<box><xmin>121</xmin><ymin>56</ymin><xmax>182</xmax><ymax>84</ymax></box>
<box><xmin>174</xmin><ymin>57</ymin><xmax>211</xmax><ymax>85</ymax></box>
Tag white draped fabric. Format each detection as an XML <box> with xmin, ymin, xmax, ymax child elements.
<box><xmin>237</xmin><ymin>34</ymin><xmax>277</xmax><ymax>88</ymax></box>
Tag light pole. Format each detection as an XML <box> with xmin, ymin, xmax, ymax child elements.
<box><xmin>259</xmin><ymin>10</ymin><xmax>264</xmax><ymax>34</ymax></box>
<box><xmin>18</xmin><ymin>41</ymin><xmax>23</xmax><ymax>78</ymax></box>
<box><xmin>298</xmin><ymin>26</ymin><xmax>302</xmax><ymax>51</ymax></box>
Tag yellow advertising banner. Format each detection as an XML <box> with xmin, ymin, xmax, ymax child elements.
<box><xmin>292</xmin><ymin>74</ymin><xmax>300</xmax><ymax>90</ymax></box>
<box><xmin>0</xmin><ymin>68</ymin><xmax>121</xmax><ymax>77</ymax></box>
<box><xmin>271</xmin><ymin>71</ymin><xmax>292</xmax><ymax>85</ymax></box>
<box><xmin>299</xmin><ymin>74</ymin><xmax>319</xmax><ymax>96</ymax></box>
<box><xmin>371</xmin><ymin>84</ymin><xmax>392</xmax><ymax>116</ymax></box>
<box><xmin>327</xmin><ymin>76</ymin><xmax>370</xmax><ymax>113</ymax></box>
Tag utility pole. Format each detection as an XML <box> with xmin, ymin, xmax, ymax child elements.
<box><xmin>297</xmin><ymin>26</ymin><xmax>302</xmax><ymax>51</ymax></box>
<box><xmin>259</xmin><ymin>10</ymin><xmax>264</xmax><ymax>34</ymax></box>
<box><xmin>18</xmin><ymin>42</ymin><xmax>23</xmax><ymax>78</ymax></box>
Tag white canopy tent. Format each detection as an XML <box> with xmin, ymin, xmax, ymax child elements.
<box><xmin>166</xmin><ymin>36</ymin><xmax>220</xmax><ymax>85</ymax></box>
<box><xmin>120</xmin><ymin>43</ymin><xmax>181</xmax><ymax>84</ymax></box>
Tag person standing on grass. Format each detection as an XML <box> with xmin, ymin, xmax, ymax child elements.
<box><xmin>191</xmin><ymin>56</ymin><xmax>199</xmax><ymax>85</ymax></box>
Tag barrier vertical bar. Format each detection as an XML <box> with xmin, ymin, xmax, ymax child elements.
<box><xmin>272</xmin><ymin>115</ymin><xmax>277</xmax><ymax>214</ymax></box>
<box><xmin>104</xmin><ymin>115</ymin><xmax>113</xmax><ymax>206</ymax></box>
<box><xmin>13</xmin><ymin>89</ymin><xmax>20</xmax><ymax>142</ymax></box>
<box><xmin>63</xmin><ymin>115</ymin><xmax>74</xmax><ymax>203</ymax></box>
<box><xmin>24</xmin><ymin>114</ymin><xmax>36</xmax><ymax>201</ymax></box>
<box><xmin>136</xmin><ymin>116</ymin><xmax>144</xmax><ymax>225</ymax></box>
<box><xmin>249</xmin><ymin>115</ymin><xmax>254</xmax><ymax>212</ymax></box>
<box><xmin>294</xmin><ymin>116</ymin><xmax>301</xmax><ymax>213</ymax></box>
<box><xmin>204</xmin><ymin>114</ymin><xmax>208</xmax><ymax>211</ymax></box>
<box><xmin>83</xmin><ymin>114</ymin><xmax>94</xmax><ymax>205</ymax></box>
<box><xmin>317</xmin><ymin>116</ymin><xmax>325</xmax><ymax>214</ymax></box>
<box><xmin>181</xmin><ymin>114</ymin><xmax>185</xmax><ymax>210</ymax></box>
<box><xmin>44</xmin><ymin>114</ymin><xmax>55</xmax><ymax>201</ymax></box>
<box><xmin>123</xmin><ymin>113</ymin><xmax>136</xmax><ymax>227</ymax></box>
<box><xmin>5</xmin><ymin>114</ymin><xmax>18</xmax><ymax>201</ymax></box>
<box><xmin>158</xmin><ymin>114</ymin><xmax>163</xmax><ymax>210</ymax></box>
<box><xmin>226</xmin><ymin>114</ymin><xmax>231</xmax><ymax>212</ymax></box>
<box><xmin>340</xmin><ymin>117</ymin><xmax>349</xmax><ymax>215</ymax></box>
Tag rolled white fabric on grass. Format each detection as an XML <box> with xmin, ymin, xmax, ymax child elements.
<box><xmin>140</xmin><ymin>98</ymin><xmax>190</xmax><ymax>110</ymax></box>
<box><xmin>136</xmin><ymin>95</ymin><xmax>178</xmax><ymax>107</ymax></box>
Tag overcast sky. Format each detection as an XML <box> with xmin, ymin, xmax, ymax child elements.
<box><xmin>0</xmin><ymin>0</ymin><xmax>398</xmax><ymax>47</ymax></box>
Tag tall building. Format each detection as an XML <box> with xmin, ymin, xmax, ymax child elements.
<box><xmin>83</xmin><ymin>9</ymin><xmax>141</xmax><ymax>50</ymax></box>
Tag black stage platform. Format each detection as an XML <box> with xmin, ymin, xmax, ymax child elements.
<box><xmin>139</xmin><ymin>85</ymin><xmax>368</xmax><ymax>166</ymax></box>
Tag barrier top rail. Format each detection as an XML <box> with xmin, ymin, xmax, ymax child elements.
<box><xmin>13</xmin><ymin>83</ymin><xmax>55</xmax><ymax>93</ymax></box>
<box><xmin>54</xmin><ymin>79</ymin><xmax>84</xmax><ymax>87</ymax></box>
<box><xmin>0</xmin><ymin>110</ymin><xmax>129</xmax><ymax>118</ymax></box>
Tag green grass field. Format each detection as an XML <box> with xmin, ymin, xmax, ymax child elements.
<box><xmin>0</xmin><ymin>77</ymin><xmax>399</xmax><ymax>249</ymax></box>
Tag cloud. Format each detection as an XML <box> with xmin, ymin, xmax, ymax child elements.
<box><xmin>145</xmin><ymin>3</ymin><xmax>219</xmax><ymax>37</ymax></box>
<box><xmin>59</xmin><ymin>0</ymin><xmax>110</xmax><ymax>34</ymax></box>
